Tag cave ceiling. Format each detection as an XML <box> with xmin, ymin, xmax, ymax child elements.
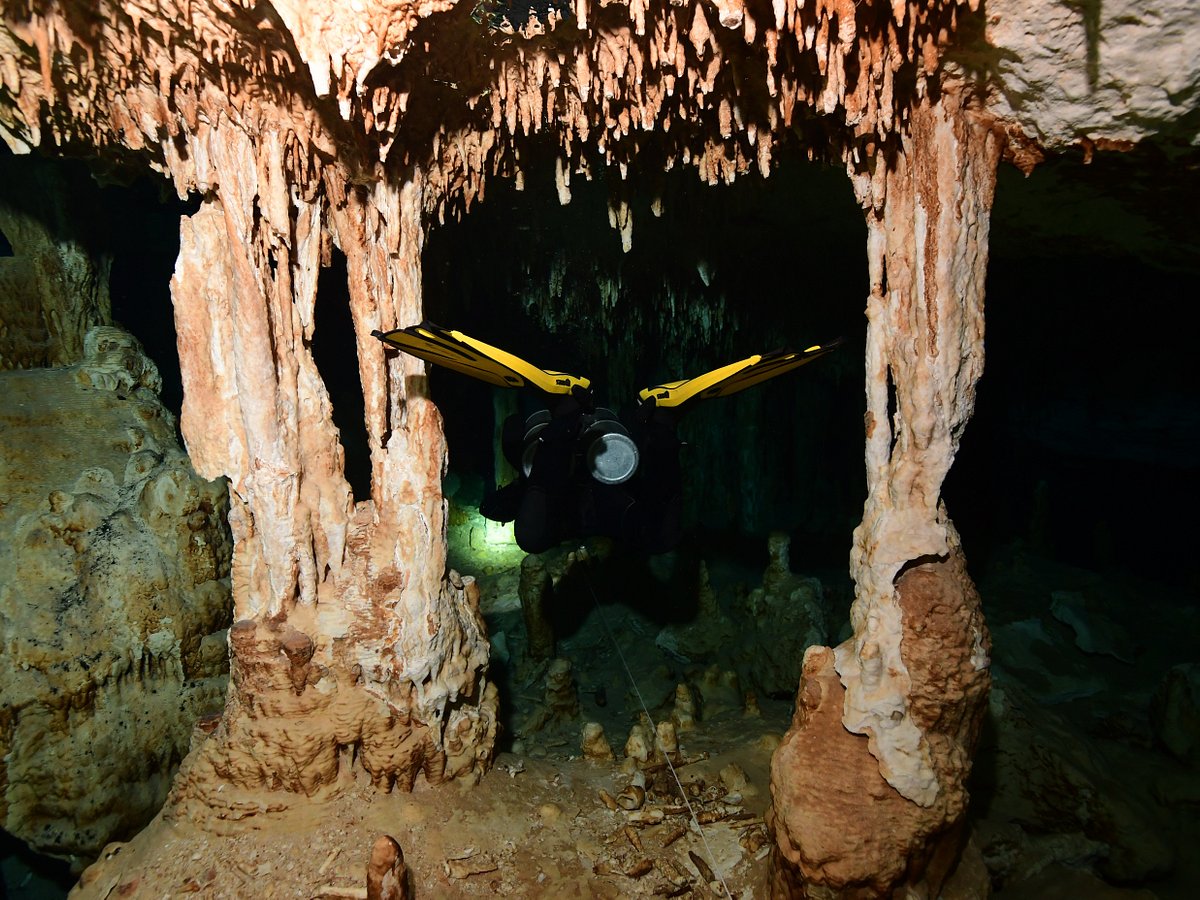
<box><xmin>0</xmin><ymin>0</ymin><xmax>980</xmax><ymax>219</ymax></box>
<box><xmin>2</xmin><ymin>0</ymin><xmax>1196</xmax><ymax>263</ymax></box>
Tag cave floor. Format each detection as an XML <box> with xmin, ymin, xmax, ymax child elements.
<box><xmin>69</xmin><ymin>729</ymin><xmax>779</xmax><ymax>899</ymax></box>
<box><xmin>69</xmin><ymin>540</ymin><xmax>786</xmax><ymax>899</ymax></box>
<box><xmin>53</xmin><ymin>534</ymin><xmax>1200</xmax><ymax>900</ymax></box>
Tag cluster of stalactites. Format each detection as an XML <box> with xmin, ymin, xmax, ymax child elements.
<box><xmin>1</xmin><ymin>0</ymin><xmax>973</xmax><ymax>246</ymax></box>
<box><xmin>0</xmin><ymin>1</ymin><xmax>339</xmax><ymax>210</ymax></box>
<box><xmin>520</xmin><ymin>248</ymin><xmax>736</xmax><ymax>345</ymax></box>
<box><xmin>419</xmin><ymin>0</ymin><xmax>976</xmax><ymax>233</ymax></box>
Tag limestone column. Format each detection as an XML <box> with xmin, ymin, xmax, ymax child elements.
<box><xmin>769</xmin><ymin>85</ymin><xmax>997</xmax><ymax>897</ymax></box>
<box><xmin>166</xmin><ymin>125</ymin><xmax>496</xmax><ymax>820</ymax></box>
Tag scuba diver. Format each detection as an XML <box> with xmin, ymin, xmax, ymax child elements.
<box><xmin>372</xmin><ymin>323</ymin><xmax>841</xmax><ymax>555</ymax></box>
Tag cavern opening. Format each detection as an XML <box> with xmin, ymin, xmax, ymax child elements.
<box><xmin>423</xmin><ymin>146</ymin><xmax>867</xmax><ymax>550</ymax></box>
<box><xmin>418</xmin><ymin>145</ymin><xmax>867</xmax><ymax>749</ymax></box>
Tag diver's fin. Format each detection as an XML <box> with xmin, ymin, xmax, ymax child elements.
<box><xmin>637</xmin><ymin>337</ymin><xmax>843</xmax><ymax>408</ymax></box>
<box><xmin>372</xmin><ymin>322</ymin><xmax>591</xmax><ymax>395</ymax></box>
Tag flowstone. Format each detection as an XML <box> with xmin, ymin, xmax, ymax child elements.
<box><xmin>0</xmin><ymin>326</ymin><xmax>232</xmax><ymax>864</ymax></box>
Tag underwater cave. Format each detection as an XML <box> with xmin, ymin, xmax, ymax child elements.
<box><xmin>1</xmin><ymin>0</ymin><xmax>1198</xmax><ymax>898</ymax></box>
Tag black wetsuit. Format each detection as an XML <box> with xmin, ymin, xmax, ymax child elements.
<box><xmin>480</xmin><ymin>391</ymin><xmax>683</xmax><ymax>555</ymax></box>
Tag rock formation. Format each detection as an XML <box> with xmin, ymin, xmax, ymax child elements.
<box><xmin>770</xmin><ymin>545</ymin><xmax>991</xmax><ymax>896</ymax></box>
<box><xmin>770</xmin><ymin>85</ymin><xmax>1000</xmax><ymax>889</ymax></box>
<box><xmin>0</xmin><ymin>152</ymin><xmax>112</xmax><ymax>369</ymax></box>
<box><xmin>0</xmin><ymin>326</ymin><xmax>231</xmax><ymax>864</ymax></box>
<box><xmin>1</xmin><ymin>0</ymin><xmax>1196</xmax><ymax>894</ymax></box>
<box><xmin>1152</xmin><ymin>664</ymin><xmax>1200</xmax><ymax>769</ymax></box>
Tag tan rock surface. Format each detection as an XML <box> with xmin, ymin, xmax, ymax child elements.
<box><xmin>972</xmin><ymin>0</ymin><xmax>1200</xmax><ymax>150</ymax></box>
<box><xmin>0</xmin><ymin>326</ymin><xmax>231</xmax><ymax>864</ymax></box>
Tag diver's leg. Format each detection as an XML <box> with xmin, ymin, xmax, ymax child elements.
<box><xmin>515</xmin><ymin>485</ymin><xmax>563</xmax><ymax>554</ymax></box>
<box><xmin>481</xmin><ymin>480</ymin><xmax>524</xmax><ymax>523</ymax></box>
<box><xmin>500</xmin><ymin>413</ymin><xmax>527</xmax><ymax>470</ymax></box>
<box><xmin>621</xmin><ymin>406</ymin><xmax>684</xmax><ymax>552</ymax></box>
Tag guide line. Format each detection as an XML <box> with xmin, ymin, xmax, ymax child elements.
<box><xmin>579</xmin><ymin>552</ymin><xmax>733</xmax><ymax>898</ymax></box>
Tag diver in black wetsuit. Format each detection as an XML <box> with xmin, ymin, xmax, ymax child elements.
<box><xmin>480</xmin><ymin>386</ymin><xmax>683</xmax><ymax>554</ymax></box>
<box><xmin>371</xmin><ymin>322</ymin><xmax>840</xmax><ymax>556</ymax></box>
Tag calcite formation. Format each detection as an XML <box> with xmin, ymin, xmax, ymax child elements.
<box><xmin>0</xmin><ymin>326</ymin><xmax>231</xmax><ymax>863</ymax></box>
<box><xmin>835</xmin><ymin>84</ymin><xmax>998</xmax><ymax>807</ymax></box>
<box><xmin>762</xmin><ymin>85</ymin><xmax>999</xmax><ymax>894</ymax></box>
<box><xmin>739</xmin><ymin>533</ymin><xmax>828</xmax><ymax>698</ymax></box>
<box><xmin>770</xmin><ymin>549</ymin><xmax>990</xmax><ymax>895</ymax></box>
<box><xmin>1</xmin><ymin>0</ymin><xmax>1192</xmax><ymax>893</ymax></box>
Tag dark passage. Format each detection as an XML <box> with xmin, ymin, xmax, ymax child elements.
<box><xmin>105</xmin><ymin>176</ymin><xmax>200</xmax><ymax>420</ymax></box>
<box><xmin>422</xmin><ymin>145</ymin><xmax>869</xmax><ymax>574</ymax></box>
<box><xmin>945</xmin><ymin>150</ymin><xmax>1200</xmax><ymax>590</ymax></box>
<box><xmin>312</xmin><ymin>247</ymin><xmax>372</xmax><ymax>503</ymax></box>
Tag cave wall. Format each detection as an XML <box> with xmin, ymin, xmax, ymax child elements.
<box><xmin>0</xmin><ymin>326</ymin><xmax>231</xmax><ymax>864</ymax></box>
<box><xmin>971</xmin><ymin>0</ymin><xmax>1200</xmax><ymax>151</ymax></box>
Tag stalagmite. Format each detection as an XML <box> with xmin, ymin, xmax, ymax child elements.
<box><xmin>768</xmin><ymin>85</ymin><xmax>998</xmax><ymax>897</ymax></box>
<box><xmin>672</xmin><ymin>682</ymin><xmax>698</xmax><ymax>731</ymax></box>
<box><xmin>519</xmin><ymin>554</ymin><xmax>556</xmax><ymax>661</ymax></box>
<box><xmin>581</xmin><ymin>722</ymin><xmax>616</xmax><ymax>762</ymax></box>
<box><xmin>366</xmin><ymin>835</ymin><xmax>408</xmax><ymax>900</ymax></box>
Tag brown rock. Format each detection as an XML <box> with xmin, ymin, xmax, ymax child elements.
<box><xmin>366</xmin><ymin>834</ymin><xmax>408</xmax><ymax>900</ymax></box>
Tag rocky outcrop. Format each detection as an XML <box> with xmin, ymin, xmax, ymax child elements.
<box><xmin>979</xmin><ymin>682</ymin><xmax>1174</xmax><ymax>884</ymax></box>
<box><xmin>972</xmin><ymin>0</ymin><xmax>1200</xmax><ymax>150</ymax></box>
<box><xmin>0</xmin><ymin>326</ymin><xmax>231</xmax><ymax>864</ymax></box>
<box><xmin>1152</xmin><ymin>664</ymin><xmax>1200</xmax><ymax>768</ymax></box>
<box><xmin>770</xmin><ymin>549</ymin><xmax>991</xmax><ymax>896</ymax></box>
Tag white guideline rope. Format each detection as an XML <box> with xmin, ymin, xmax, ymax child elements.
<box><xmin>580</xmin><ymin>558</ymin><xmax>733</xmax><ymax>899</ymax></box>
